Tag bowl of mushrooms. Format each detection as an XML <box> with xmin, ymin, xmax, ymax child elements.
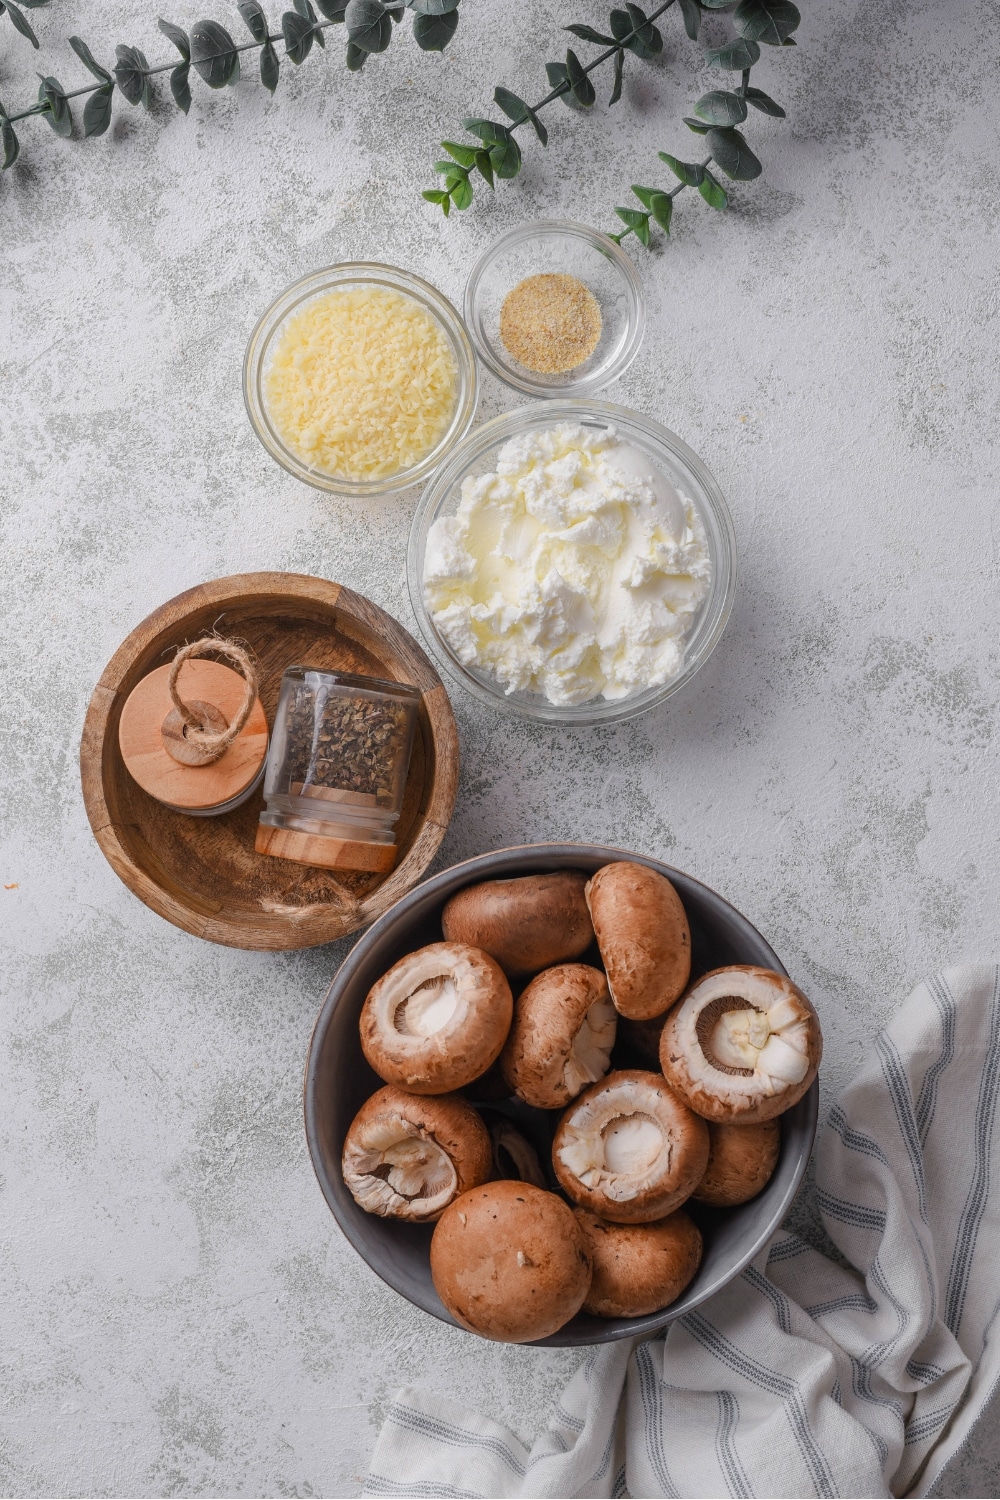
<box><xmin>304</xmin><ymin>845</ymin><xmax>821</xmax><ymax>1347</ymax></box>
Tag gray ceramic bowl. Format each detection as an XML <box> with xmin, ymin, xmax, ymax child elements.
<box><xmin>304</xmin><ymin>844</ymin><xmax>819</xmax><ymax>1347</ymax></box>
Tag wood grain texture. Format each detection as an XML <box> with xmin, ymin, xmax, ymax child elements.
<box><xmin>80</xmin><ymin>573</ymin><xmax>459</xmax><ymax>950</ymax></box>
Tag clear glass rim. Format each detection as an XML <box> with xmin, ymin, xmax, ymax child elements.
<box><xmin>464</xmin><ymin>220</ymin><xmax>646</xmax><ymax>399</ymax></box>
<box><xmin>243</xmin><ymin>261</ymin><xmax>479</xmax><ymax>498</ymax></box>
<box><xmin>406</xmin><ymin>398</ymin><xmax>738</xmax><ymax>726</ymax></box>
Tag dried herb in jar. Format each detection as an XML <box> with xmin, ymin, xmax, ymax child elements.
<box><xmin>285</xmin><ymin>683</ymin><xmax>411</xmax><ymax>804</ymax></box>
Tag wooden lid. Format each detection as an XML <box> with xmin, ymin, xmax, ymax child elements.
<box><xmin>118</xmin><ymin>660</ymin><xmax>269</xmax><ymax>811</ymax></box>
<box><xmin>255</xmin><ymin>821</ymin><xmax>398</xmax><ymax>874</ymax></box>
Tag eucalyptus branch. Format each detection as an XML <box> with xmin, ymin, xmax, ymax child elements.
<box><xmin>423</xmin><ymin>0</ymin><xmax>678</xmax><ymax>217</ymax></box>
<box><xmin>0</xmin><ymin>0</ymin><xmax>460</xmax><ymax>188</ymax></box>
<box><xmin>610</xmin><ymin>0</ymin><xmax>799</xmax><ymax>248</ymax></box>
<box><xmin>0</xmin><ymin>0</ymin><xmax>50</xmax><ymax>53</ymax></box>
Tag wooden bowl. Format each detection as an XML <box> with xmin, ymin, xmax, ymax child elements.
<box><xmin>304</xmin><ymin>843</ymin><xmax>819</xmax><ymax>1346</ymax></box>
<box><xmin>80</xmin><ymin>573</ymin><xmax>459</xmax><ymax>950</ymax></box>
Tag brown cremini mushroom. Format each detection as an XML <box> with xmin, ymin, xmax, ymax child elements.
<box><xmin>552</xmin><ymin>1069</ymin><xmax>709</xmax><ymax>1223</ymax></box>
<box><xmin>574</xmin><ymin>1208</ymin><xmax>703</xmax><ymax>1318</ymax></box>
<box><xmin>483</xmin><ymin>1113</ymin><xmax>549</xmax><ymax>1190</ymax></box>
<box><xmin>501</xmin><ymin>963</ymin><xmax>617</xmax><ymax>1109</ymax></box>
<box><xmin>360</xmin><ymin>942</ymin><xmax>513</xmax><ymax>1094</ymax></box>
<box><xmin>430</xmin><ymin>1181</ymin><xmax>592</xmax><ymax>1342</ymax></box>
<box><xmin>585</xmin><ymin>863</ymin><xmax>691</xmax><ymax>1020</ymax></box>
<box><xmin>660</xmin><ymin>966</ymin><xmax>822</xmax><ymax>1124</ymax></box>
<box><xmin>441</xmin><ymin>872</ymin><xmax>594</xmax><ymax>978</ymax></box>
<box><xmin>693</xmin><ymin>1118</ymin><xmax>781</xmax><ymax>1206</ymax></box>
<box><xmin>342</xmin><ymin>1086</ymin><xmax>492</xmax><ymax>1223</ymax></box>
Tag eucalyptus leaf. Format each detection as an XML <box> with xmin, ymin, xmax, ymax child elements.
<box><xmin>610</xmin><ymin>6</ymin><xmax>657</xmax><ymax>59</ymax></box>
<box><xmin>648</xmin><ymin>189</ymin><xmax>672</xmax><ymax>232</ymax></box>
<box><xmin>707</xmin><ymin>124</ymin><xmax>761</xmax><ymax>179</ymax></box>
<box><xmin>449</xmin><ymin>173</ymin><xmax>472</xmax><ymax>209</ymax></box>
<box><xmin>260</xmin><ymin>36</ymin><xmax>280</xmax><ymax>88</ymax></box>
<box><xmin>157</xmin><ymin>17</ymin><xmax>191</xmax><ymax>59</ymax></box>
<box><xmin>4</xmin><ymin>3</ymin><xmax>39</xmax><ymax>49</ymax></box>
<box><xmin>474</xmin><ymin>148</ymin><xmax>493</xmax><ymax>188</ymax></box>
<box><xmin>171</xmin><ymin>60</ymin><xmax>192</xmax><ymax>110</ymax></box>
<box><xmin>625</xmin><ymin>3</ymin><xmax>661</xmax><ymax>54</ymax></box>
<box><xmin>2</xmin><ymin>116</ymin><xmax>19</xmax><ymax>169</ymax></box>
<box><xmin>565</xmin><ymin>49</ymin><xmax>595</xmax><ymax>107</ymax></box>
<box><xmin>345</xmin><ymin>0</ymin><xmax>391</xmax><ymax>52</ymax></box>
<box><xmin>683</xmin><ymin>118</ymin><xmax>710</xmax><ymax>134</ymax></box>
<box><xmin>113</xmin><ymin>46</ymin><xmax>148</xmax><ymax>106</ymax></box>
<box><xmin>345</xmin><ymin>38</ymin><xmax>366</xmax><ymax>66</ymax></box>
<box><xmin>694</xmin><ymin>89</ymin><xmax>747</xmax><ymax>125</ymax></box>
<box><xmin>37</xmin><ymin>75</ymin><xmax>72</xmax><ymax>136</ymax></box>
<box><xmin>493</xmin><ymin>85</ymin><xmax>546</xmax><ymax>144</ymax></box>
<box><xmin>422</xmin><ymin>187</ymin><xmax>451</xmax><ymax>215</ymax></box>
<box><xmin>545</xmin><ymin>61</ymin><xmax>585</xmax><ymax>111</ymax></box>
<box><xmin>294</xmin><ymin>0</ymin><xmax>314</xmax><ymax>16</ymax></box>
<box><xmin>314</xmin><ymin>0</ymin><xmax>349</xmax><ymax>17</ymax></box>
<box><xmin>609</xmin><ymin>47</ymin><xmax>623</xmax><ymax>105</ymax></box>
<box><xmin>70</xmin><ymin>35</ymin><xmax>113</xmax><ymax>81</ymax></box>
<box><xmin>744</xmin><ymin>84</ymin><xmax>785</xmax><ymax>115</ymax></box>
<box><xmin>733</xmin><ymin>0</ymin><xmax>799</xmax><ymax>44</ymax></box>
<box><xmin>441</xmin><ymin>138</ymin><xmax>477</xmax><ymax>167</ymax></box>
<box><xmin>463</xmin><ymin>117</ymin><xmax>520</xmax><ymax>176</ymax></box>
<box><xmin>408</xmin><ymin>0</ymin><xmax>459</xmax><ymax>12</ymax></box>
<box><xmin>677</xmin><ymin>0</ymin><xmax>701</xmax><ymax>39</ymax></box>
<box><xmin>237</xmin><ymin>0</ymin><xmax>269</xmax><ymax>41</ymax></box>
<box><xmin>190</xmin><ymin>20</ymin><xmax>240</xmax><ymax>86</ymax></box>
<box><xmin>564</xmin><ymin>22</ymin><xmax>616</xmax><ymax>44</ymax></box>
<box><xmin>413</xmin><ymin>9</ymin><xmax>458</xmax><ymax>50</ymax></box>
<box><xmin>699</xmin><ymin>0</ymin><xmax>733</xmax><ymax>7</ymax></box>
<box><xmin>658</xmin><ymin>151</ymin><xmax>704</xmax><ymax>187</ymax></box>
<box><xmin>614</xmin><ymin>206</ymin><xmax>650</xmax><ymax>246</ymax></box>
<box><xmin>698</xmin><ymin>168</ymin><xmax>728</xmax><ymax>208</ymax></box>
<box><xmin>283</xmin><ymin>10</ymin><xmax>314</xmax><ymax>62</ymax></box>
<box><xmin>704</xmin><ymin>36</ymin><xmax>760</xmax><ymax>68</ymax></box>
<box><xmin>83</xmin><ymin>82</ymin><xmax>114</xmax><ymax>135</ymax></box>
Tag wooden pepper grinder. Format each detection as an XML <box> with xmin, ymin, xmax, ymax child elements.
<box><xmin>118</xmin><ymin>638</ymin><xmax>269</xmax><ymax>816</ymax></box>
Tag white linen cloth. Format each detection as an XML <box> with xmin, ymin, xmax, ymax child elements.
<box><xmin>363</xmin><ymin>966</ymin><xmax>1000</xmax><ymax>1499</ymax></box>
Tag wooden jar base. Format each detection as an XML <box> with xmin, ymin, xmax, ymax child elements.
<box><xmin>254</xmin><ymin>822</ymin><xmax>398</xmax><ymax>874</ymax></box>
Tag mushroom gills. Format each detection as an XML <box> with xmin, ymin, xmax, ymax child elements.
<box><xmin>489</xmin><ymin>1117</ymin><xmax>548</xmax><ymax>1190</ymax></box>
<box><xmin>701</xmin><ymin>995</ymin><xmax>810</xmax><ymax>1085</ymax></box>
<box><xmin>560</xmin><ymin>1108</ymin><xmax>668</xmax><ymax>1201</ymax></box>
<box><xmin>564</xmin><ymin>997</ymin><xmax>617</xmax><ymax>1097</ymax></box>
<box><xmin>348</xmin><ymin>1117</ymin><xmax>458</xmax><ymax>1217</ymax></box>
<box><xmin>394</xmin><ymin>975</ymin><xmax>461</xmax><ymax>1037</ymax></box>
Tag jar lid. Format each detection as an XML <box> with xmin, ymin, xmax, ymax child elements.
<box><xmin>255</xmin><ymin>822</ymin><xmax>397</xmax><ymax>874</ymax></box>
<box><xmin>119</xmin><ymin>660</ymin><xmax>268</xmax><ymax>812</ymax></box>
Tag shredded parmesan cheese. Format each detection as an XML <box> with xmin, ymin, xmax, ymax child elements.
<box><xmin>264</xmin><ymin>285</ymin><xmax>458</xmax><ymax>481</ymax></box>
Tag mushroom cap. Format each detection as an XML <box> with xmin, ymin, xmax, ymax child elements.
<box><xmin>483</xmin><ymin>1112</ymin><xmax>549</xmax><ymax>1191</ymax></box>
<box><xmin>501</xmin><ymin>964</ymin><xmax>617</xmax><ymax>1109</ymax></box>
<box><xmin>585</xmin><ymin>863</ymin><xmax>691</xmax><ymax>1020</ymax></box>
<box><xmin>575</xmin><ymin>1208</ymin><xmax>703</xmax><ymax>1318</ymax></box>
<box><xmin>660</xmin><ymin>966</ymin><xmax>822</xmax><ymax>1124</ymax></box>
<box><xmin>552</xmin><ymin>1069</ymin><xmax>709</xmax><ymax>1223</ymax></box>
<box><xmin>342</xmin><ymin>1086</ymin><xmax>492</xmax><ymax>1223</ymax></box>
<box><xmin>693</xmin><ymin>1118</ymin><xmax>781</xmax><ymax>1206</ymax></box>
<box><xmin>441</xmin><ymin>872</ymin><xmax>594</xmax><ymax>979</ymax></box>
<box><xmin>430</xmin><ymin>1181</ymin><xmax>592</xmax><ymax>1343</ymax></box>
<box><xmin>360</xmin><ymin>942</ymin><xmax>513</xmax><ymax>1094</ymax></box>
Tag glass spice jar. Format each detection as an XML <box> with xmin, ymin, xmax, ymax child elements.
<box><xmin>255</xmin><ymin>667</ymin><xmax>420</xmax><ymax>873</ymax></box>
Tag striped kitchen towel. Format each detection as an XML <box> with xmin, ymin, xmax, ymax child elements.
<box><xmin>363</xmin><ymin>965</ymin><xmax>1000</xmax><ymax>1499</ymax></box>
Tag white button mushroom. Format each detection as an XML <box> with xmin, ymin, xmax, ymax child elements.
<box><xmin>574</xmin><ymin>1208</ymin><xmax>703</xmax><ymax>1318</ymax></box>
<box><xmin>660</xmin><ymin>966</ymin><xmax>822</xmax><ymax>1124</ymax></box>
<box><xmin>360</xmin><ymin>941</ymin><xmax>513</xmax><ymax>1094</ymax></box>
<box><xmin>552</xmin><ymin>1069</ymin><xmax>709</xmax><ymax>1223</ymax></box>
<box><xmin>585</xmin><ymin>863</ymin><xmax>691</xmax><ymax>1020</ymax></box>
<box><xmin>441</xmin><ymin>871</ymin><xmax>594</xmax><ymax>978</ymax></box>
<box><xmin>342</xmin><ymin>1085</ymin><xmax>492</xmax><ymax>1223</ymax></box>
<box><xmin>430</xmin><ymin>1181</ymin><xmax>593</xmax><ymax>1342</ymax></box>
<box><xmin>501</xmin><ymin>963</ymin><xmax>617</xmax><ymax>1109</ymax></box>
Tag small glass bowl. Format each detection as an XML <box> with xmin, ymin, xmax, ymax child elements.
<box><xmin>407</xmin><ymin>399</ymin><xmax>737</xmax><ymax>726</ymax></box>
<box><xmin>464</xmin><ymin>221</ymin><xmax>645</xmax><ymax>398</ymax></box>
<box><xmin>243</xmin><ymin>262</ymin><xmax>479</xmax><ymax>497</ymax></box>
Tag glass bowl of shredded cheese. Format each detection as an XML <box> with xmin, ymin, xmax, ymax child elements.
<box><xmin>407</xmin><ymin>399</ymin><xmax>736</xmax><ymax>726</ymax></box>
<box><xmin>244</xmin><ymin>263</ymin><xmax>479</xmax><ymax>496</ymax></box>
<box><xmin>465</xmin><ymin>222</ymin><xmax>645</xmax><ymax>399</ymax></box>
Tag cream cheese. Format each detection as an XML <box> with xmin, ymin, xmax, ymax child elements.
<box><xmin>423</xmin><ymin>423</ymin><xmax>712</xmax><ymax>706</ymax></box>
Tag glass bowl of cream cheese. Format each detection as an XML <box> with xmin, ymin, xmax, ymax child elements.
<box><xmin>407</xmin><ymin>400</ymin><xmax>737</xmax><ymax>725</ymax></box>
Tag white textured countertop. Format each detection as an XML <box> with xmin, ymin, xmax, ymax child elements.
<box><xmin>3</xmin><ymin>0</ymin><xmax>998</xmax><ymax>1492</ymax></box>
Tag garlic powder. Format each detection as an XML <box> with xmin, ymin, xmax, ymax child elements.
<box><xmin>423</xmin><ymin>423</ymin><xmax>712</xmax><ymax>706</ymax></box>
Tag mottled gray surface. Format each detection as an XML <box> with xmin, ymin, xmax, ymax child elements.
<box><xmin>2</xmin><ymin>0</ymin><xmax>999</xmax><ymax>1494</ymax></box>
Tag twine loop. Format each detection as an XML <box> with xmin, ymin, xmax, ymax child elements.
<box><xmin>163</xmin><ymin>638</ymin><xmax>258</xmax><ymax>765</ymax></box>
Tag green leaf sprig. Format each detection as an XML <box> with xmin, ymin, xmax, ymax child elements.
<box><xmin>0</xmin><ymin>0</ymin><xmax>50</xmax><ymax>52</ymax></box>
<box><xmin>423</xmin><ymin>0</ymin><xmax>675</xmax><ymax>217</ymax></box>
<box><xmin>0</xmin><ymin>0</ymin><xmax>460</xmax><ymax>188</ymax></box>
<box><xmin>610</xmin><ymin>0</ymin><xmax>799</xmax><ymax>247</ymax></box>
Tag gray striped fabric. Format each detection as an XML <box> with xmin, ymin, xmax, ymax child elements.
<box><xmin>364</xmin><ymin>966</ymin><xmax>1000</xmax><ymax>1499</ymax></box>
